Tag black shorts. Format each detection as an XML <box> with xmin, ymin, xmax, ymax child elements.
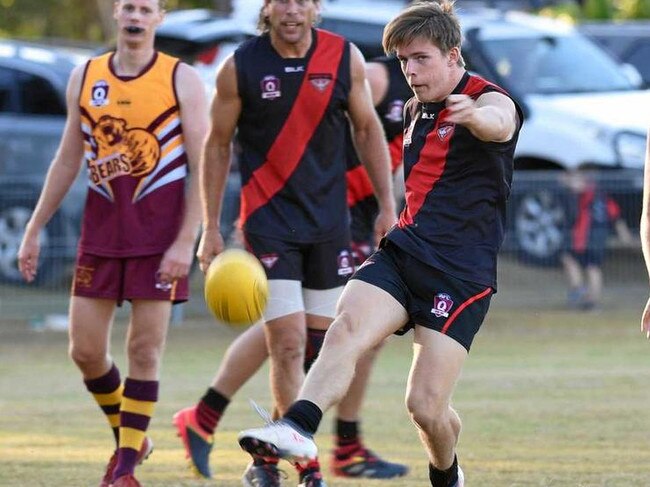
<box><xmin>351</xmin><ymin>240</ymin><xmax>493</xmax><ymax>351</ymax></box>
<box><xmin>245</xmin><ymin>230</ymin><xmax>354</xmax><ymax>290</ymax></box>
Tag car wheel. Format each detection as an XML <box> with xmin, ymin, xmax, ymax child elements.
<box><xmin>0</xmin><ymin>192</ymin><xmax>68</xmax><ymax>286</ymax></box>
<box><xmin>512</xmin><ymin>189</ymin><xmax>567</xmax><ymax>266</ymax></box>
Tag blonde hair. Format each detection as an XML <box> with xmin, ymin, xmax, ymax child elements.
<box><xmin>383</xmin><ymin>1</ymin><xmax>463</xmax><ymax>66</ymax></box>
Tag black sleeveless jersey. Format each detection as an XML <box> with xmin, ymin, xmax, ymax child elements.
<box><xmin>387</xmin><ymin>72</ymin><xmax>523</xmax><ymax>289</ymax></box>
<box><xmin>234</xmin><ymin>29</ymin><xmax>351</xmax><ymax>242</ymax></box>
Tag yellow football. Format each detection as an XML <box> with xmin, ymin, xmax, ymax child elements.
<box><xmin>204</xmin><ymin>249</ymin><xmax>269</xmax><ymax>326</ymax></box>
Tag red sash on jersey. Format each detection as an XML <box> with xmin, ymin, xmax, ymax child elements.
<box><xmin>240</xmin><ymin>30</ymin><xmax>345</xmax><ymax>222</ymax></box>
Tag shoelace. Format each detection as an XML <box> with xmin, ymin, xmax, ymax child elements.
<box><xmin>249</xmin><ymin>399</ymin><xmax>273</xmax><ymax>424</ymax></box>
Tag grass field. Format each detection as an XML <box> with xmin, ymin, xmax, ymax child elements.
<box><xmin>3</xmin><ymin>298</ymin><xmax>650</xmax><ymax>487</ymax></box>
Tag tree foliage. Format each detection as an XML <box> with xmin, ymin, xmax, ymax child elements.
<box><xmin>0</xmin><ymin>0</ymin><xmax>221</xmax><ymax>43</ymax></box>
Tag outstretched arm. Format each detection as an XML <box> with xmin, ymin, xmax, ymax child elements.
<box><xmin>640</xmin><ymin>128</ymin><xmax>650</xmax><ymax>337</ymax></box>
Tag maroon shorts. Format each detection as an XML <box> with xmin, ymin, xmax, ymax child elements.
<box><xmin>71</xmin><ymin>251</ymin><xmax>189</xmax><ymax>305</ymax></box>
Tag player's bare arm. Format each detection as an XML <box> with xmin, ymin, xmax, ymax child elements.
<box><xmin>197</xmin><ymin>54</ymin><xmax>241</xmax><ymax>273</ymax></box>
<box><xmin>445</xmin><ymin>91</ymin><xmax>517</xmax><ymax>143</ymax></box>
<box><xmin>640</xmin><ymin>127</ymin><xmax>650</xmax><ymax>336</ymax></box>
<box><xmin>158</xmin><ymin>62</ymin><xmax>208</xmax><ymax>283</ymax></box>
<box><xmin>346</xmin><ymin>45</ymin><xmax>397</xmax><ymax>241</ymax></box>
<box><xmin>17</xmin><ymin>65</ymin><xmax>85</xmax><ymax>282</ymax></box>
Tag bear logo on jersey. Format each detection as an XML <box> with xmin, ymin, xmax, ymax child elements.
<box><xmin>91</xmin><ymin>115</ymin><xmax>161</xmax><ymax>184</ymax></box>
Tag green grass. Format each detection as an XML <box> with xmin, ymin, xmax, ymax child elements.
<box><xmin>2</xmin><ymin>304</ymin><xmax>650</xmax><ymax>486</ymax></box>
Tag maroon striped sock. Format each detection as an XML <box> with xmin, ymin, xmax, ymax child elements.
<box><xmin>112</xmin><ymin>378</ymin><xmax>158</xmax><ymax>481</ymax></box>
<box><xmin>84</xmin><ymin>363</ymin><xmax>122</xmax><ymax>446</ymax></box>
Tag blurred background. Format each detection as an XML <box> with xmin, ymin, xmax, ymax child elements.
<box><xmin>0</xmin><ymin>0</ymin><xmax>649</xmax><ymax>324</ymax></box>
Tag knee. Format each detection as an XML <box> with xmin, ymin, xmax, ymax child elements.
<box><xmin>405</xmin><ymin>390</ymin><xmax>449</xmax><ymax>431</ymax></box>
<box><xmin>268</xmin><ymin>332</ymin><xmax>306</xmax><ymax>366</ymax></box>
<box><xmin>69</xmin><ymin>341</ymin><xmax>105</xmax><ymax>370</ymax></box>
<box><xmin>127</xmin><ymin>337</ymin><xmax>162</xmax><ymax>371</ymax></box>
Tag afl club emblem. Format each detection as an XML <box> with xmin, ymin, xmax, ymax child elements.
<box><xmin>261</xmin><ymin>75</ymin><xmax>281</xmax><ymax>99</ymax></box>
<box><xmin>431</xmin><ymin>293</ymin><xmax>454</xmax><ymax>318</ymax></box>
<box><xmin>90</xmin><ymin>80</ymin><xmax>110</xmax><ymax>107</ymax></box>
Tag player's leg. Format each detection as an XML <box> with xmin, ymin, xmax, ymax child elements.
<box><xmin>238</xmin><ymin>278</ymin><xmax>408</xmax><ymax>465</ymax></box>
<box><xmin>560</xmin><ymin>251</ymin><xmax>585</xmax><ymax>307</ymax></box>
<box><xmin>404</xmin><ymin>266</ymin><xmax>492</xmax><ymax>487</ymax></box>
<box><xmin>110</xmin><ymin>254</ymin><xmax>181</xmax><ymax>484</ymax></box>
<box><xmin>174</xmin><ymin>321</ymin><xmax>268</xmax><ymax>478</ymax></box>
<box><xmin>406</xmin><ymin>328</ymin><xmax>466</xmax><ymax>487</ymax></box>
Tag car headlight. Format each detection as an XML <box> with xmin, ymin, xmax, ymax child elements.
<box><xmin>614</xmin><ymin>131</ymin><xmax>647</xmax><ymax>168</ymax></box>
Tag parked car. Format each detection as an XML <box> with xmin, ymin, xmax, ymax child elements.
<box><xmin>578</xmin><ymin>20</ymin><xmax>650</xmax><ymax>86</ymax></box>
<box><xmin>318</xmin><ymin>2</ymin><xmax>648</xmax><ymax>264</ymax></box>
<box><xmin>0</xmin><ymin>16</ymin><xmax>250</xmax><ymax>286</ymax></box>
<box><xmin>0</xmin><ymin>39</ymin><xmax>89</xmax><ymax>285</ymax></box>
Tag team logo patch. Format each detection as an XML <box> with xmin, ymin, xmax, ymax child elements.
<box><xmin>261</xmin><ymin>75</ymin><xmax>281</xmax><ymax>99</ymax></box>
<box><xmin>385</xmin><ymin>99</ymin><xmax>405</xmax><ymax>123</ymax></box>
<box><xmin>431</xmin><ymin>292</ymin><xmax>454</xmax><ymax>318</ymax></box>
<box><xmin>437</xmin><ymin>123</ymin><xmax>454</xmax><ymax>141</ymax></box>
<box><xmin>260</xmin><ymin>253</ymin><xmax>279</xmax><ymax>269</ymax></box>
<box><xmin>337</xmin><ymin>250</ymin><xmax>355</xmax><ymax>276</ymax></box>
<box><xmin>75</xmin><ymin>265</ymin><xmax>94</xmax><ymax>288</ymax></box>
<box><xmin>309</xmin><ymin>73</ymin><xmax>333</xmax><ymax>92</ymax></box>
<box><xmin>90</xmin><ymin>80</ymin><xmax>110</xmax><ymax>107</ymax></box>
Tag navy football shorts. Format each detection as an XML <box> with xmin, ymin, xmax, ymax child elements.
<box><xmin>244</xmin><ymin>229</ymin><xmax>353</xmax><ymax>290</ymax></box>
<box><xmin>351</xmin><ymin>240</ymin><xmax>493</xmax><ymax>351</ymax></box>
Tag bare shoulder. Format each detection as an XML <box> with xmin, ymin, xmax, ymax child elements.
<box><xmin>174</xmin><ymin>62</ymin><xmax>204</xmax><ymax>93</ymax></box>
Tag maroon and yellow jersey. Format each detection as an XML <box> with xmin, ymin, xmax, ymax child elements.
<box><xmin>78</xmin><ymin>51</ymin><xmax>187</xmax><ymax>257</ymax></box>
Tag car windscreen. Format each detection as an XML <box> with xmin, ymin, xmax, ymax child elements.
<box><xmin>479</xmin><ymin>33</ymin><xmax>637</xmax><ymax>95</ymax></box>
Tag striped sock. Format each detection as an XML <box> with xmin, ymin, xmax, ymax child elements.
<box><xmin>112</xmin><ymin>378</ymin><xmax>158</xmax><ymax>480</ymax></box>
<box><xmin>84</xmin><ymin>363</ymin><xmax>123</xmax><ymax>446</ymax></box>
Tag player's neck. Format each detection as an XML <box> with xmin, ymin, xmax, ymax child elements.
<box><xmin>112</xmin><ymin>44</ymin><xmax>156</xmax><ymax>77</ymax></box>
<box><xmin>269</xmin><ymin>30</ymin><xmax>313</xmax><ymax>59</ymax></box>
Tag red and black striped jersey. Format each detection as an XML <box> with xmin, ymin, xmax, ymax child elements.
<box><xmin>234</xmin><ymin>29</ymin><xmax>351</xmax><ymax>242</ymax></box>
<box><xmin>387</xmin><ymin>72</ymin><xmax>523</xmax><ymax>289</ymax></box>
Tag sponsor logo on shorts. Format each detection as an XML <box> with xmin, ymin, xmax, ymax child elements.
<box><xmin>431</xmin><ymin>292</ymin><xmax>454</xmax><ymax>318</ymax></box>
<box><xmin>75</xmin><ymin>265</ymin><xmax>94</xmax><ymax>288</ymax></box>
<box><xmin>260</xmin><ymin>253</ymin><xmax>279</xmax><ymax>269</ymax></box>
<box><xmin>337</xmin><ymin>250</ymin><xmax>355</xmax><ymax>276</ymax></box>
<box><xmin>261</xmin><ymin>75</ymin><xmax>281</xmax><ymax>99</ymax></box>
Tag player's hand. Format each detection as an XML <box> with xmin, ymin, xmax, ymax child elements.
<box><xmin>158</xmin><ymin>237</ymin><xmax>195</xmax><ymax>285</ymax></box>
<box><xmin>445</xmin><ymin>94</ymin><xmax>477</xmax><ymax>126</ymax></box>
<box><xmin>17</xmin><ymin>227</ymin><xmax>40</xmax><ymax>283</ymax></box>
<box><xmin>373</xmin><ymin>207</ymin><xmax>397</xmax><ymax>248</ymax></box>
<box><xmin>196</xmin><ymin>227</ymin><xmax>225</xmax><ymax>274</ymax></box>
<box><xmin>641</xmin><ymin>295</ymin><xmax>650</xmax><ymax>339</ymax></box>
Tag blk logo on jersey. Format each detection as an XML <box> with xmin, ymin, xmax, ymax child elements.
<box><xmin>260</xmin><ymin>254</ymin><xmax>279</xmax><ymax>269</ymax></box>
<box><xmin>337</xmin><ymin>250</ymin><xmax>355</xmax><ymax>276</ymax></box>
<box><xmin>437</xmin><ymin>123</ymin><xmax>454</xmax><ymax>140</ymax></box>
<box><xmin>385</xmin><ymin>100</ymin><xmax>405</xmax><ymax>123</ymax></box>
<box><xmin>261</xmin><ymin>75</ymin><xmax>281</xmax><ymax>99</ymax></box>
<box><xmin>90</xmin><ymin>80</ymin><xmax>110</xmax><ymax>107</ymax></box>
<box><xmin>431</xmin><ymin>292</ymin><xmax>454</xmax><ymax>318</ymax></box>
<box><xmin>309</xmin><ymin>73</ymin><xmax>333</xmax><ymax>92</ymax></box>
